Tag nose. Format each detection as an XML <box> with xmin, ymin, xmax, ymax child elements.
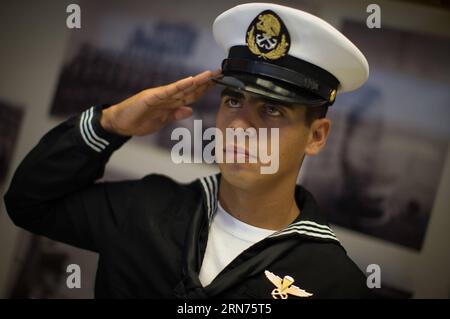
<box><xmin>227</xmin><ymin>106</ymin><xmax>256</xmax><ymax>132</ymax></box>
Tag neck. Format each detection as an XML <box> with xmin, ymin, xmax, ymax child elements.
<box><xmin>218</xmin><ymin>173</ymin><xmax>300</xmax><ymax>231</ymax></box>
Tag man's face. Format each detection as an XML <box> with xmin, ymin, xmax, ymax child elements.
<box><xmin>215</xmin><ymin>87</ymin><xmax>320</xmax><ymax>189</ymax></box>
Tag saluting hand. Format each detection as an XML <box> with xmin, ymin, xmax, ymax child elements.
<box><xmin>100</xmin><ymin>69</ymin><xmax>219</xmax><ymax>136</ymax></box>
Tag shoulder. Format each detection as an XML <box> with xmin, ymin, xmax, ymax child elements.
<box><xmin>244</xmin><ymin>241</ymin><xmax>373</xmax><ymax>299</ymax></box>
<box><xmin>102</xmin><ymin>173</ymin><xmax>202</xmax><ymax>226</ymax></box>
<box><xmin>105</xmin><ymin>173</ymin><xmax>199</xmax><ymax>202</ymax></box>
<box><xmin>299</xmin><ymin>241</ymin><xmax>373</xmax><ymax>298</ymax></box>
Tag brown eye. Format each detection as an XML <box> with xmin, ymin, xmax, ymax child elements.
<box><xmin>226</xmin><ymin>98</ymin><xmax>241</xmax><ymax>108</ymax></box>
<box><xmin>264</xmin><ymin>104</ymin><xmax>282</xmax><ymax>117</ymax></box>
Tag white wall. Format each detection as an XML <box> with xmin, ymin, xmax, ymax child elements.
<box><xmin>0</xmin><ymin>0</ymin><xmax>449</xmax><ymax>298</ymax></box>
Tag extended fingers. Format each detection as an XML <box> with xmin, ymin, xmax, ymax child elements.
<box><xmin>166</xmin><ymin>70</ymin><xmax>213</xmax><ymax>98</ymax></box>
<box><xmin>142</xmin><ymin>69</ymin><xmax>218</xmax><ymax>107</ymax></box>
<box><xmin>155</xmin><ymin>76</ymin><xmax>195</xmax><ymax>100</ymax></box>
<box><xmin>171</xmin><ymin>70</ymin><xmax>215</xmax><ymax>99</ymax></box>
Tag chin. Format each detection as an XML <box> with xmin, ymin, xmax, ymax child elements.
<box><xmin>218</xmin><ymin>162</ymin><xmax>269</xmax><ymax>189</ymax></box>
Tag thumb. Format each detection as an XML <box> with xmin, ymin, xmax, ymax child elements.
<box><xmin>171</xmin><ymin>106</ymin><xmax>193</xmax><ymax>122</ymax></box>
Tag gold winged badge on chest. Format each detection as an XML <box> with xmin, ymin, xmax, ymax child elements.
<box><xmin>264</xmin><ymin>270</ymin><xmax>313</xmax><ymax>299</ymax></box>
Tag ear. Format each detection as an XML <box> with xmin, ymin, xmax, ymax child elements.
<box><xmin>305</xmin><ymin>118</ymin><xmax>331</xmax><ymax>156</ymax></box>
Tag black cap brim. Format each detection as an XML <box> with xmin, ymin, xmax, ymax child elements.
<box><xmin>212</xmin><ymin>73</ymin><xmax>328</xmax><ymax>107</ymax></box>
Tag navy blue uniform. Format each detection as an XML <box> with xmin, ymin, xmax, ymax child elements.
<box><xmin>4</xmin><ymin>105</ymin><xmax>371</xmax><ymax>298</ymax></box>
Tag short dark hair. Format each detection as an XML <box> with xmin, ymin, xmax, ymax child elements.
<box><xmin>304</xmin><ymin>104</ymin><xmax>329</xmax><ymax>126</ymax></box>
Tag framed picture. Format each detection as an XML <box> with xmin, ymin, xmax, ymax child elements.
<box><xmin>49</xmin><ymin>7</ymin><xmax>223</xmax><ymax>151</ymax></box>
<box><xmin>301</xmin><ymin>20</ymin><xmax>450</xmax><ymax>251</ymax></box>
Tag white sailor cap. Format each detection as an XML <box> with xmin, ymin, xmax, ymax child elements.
<box><xmin>212</xmin><ymin>3</ymin><xmax>369</xmax><ymax>106</ymax></box>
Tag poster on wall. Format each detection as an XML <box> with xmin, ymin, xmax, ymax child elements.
<box><xmin>301</xmin><ymin>21</ymin><xmax>450</xmax><ymax>250</ymax></box>
<box><xmin>49</xmin><ymin>7</ymin><xmax>224</xmax><ymax>151</ymax></box>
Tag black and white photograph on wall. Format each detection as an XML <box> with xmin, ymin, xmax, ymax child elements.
<box><xmin>301</xmin><ymin>21</ymin><xmax>450</xmax><ymax>250</ymax></box>
<box><xmin>0</xmin><ymin>100</ymin><xmax>24</xmax><ymax>186</ymax></box>
<box><xmin>49</xmin><ymin>6</ymin><xmax>224</xmax><ymax>151</ymax></box>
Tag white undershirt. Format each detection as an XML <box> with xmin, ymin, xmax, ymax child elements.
<box><xmin>199</xmin><ymin>201</ymin><xmax>276</xmax><ymax>286</ymax></box>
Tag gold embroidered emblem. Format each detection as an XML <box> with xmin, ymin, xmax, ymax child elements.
<box><xmin>264</xmin><ymin>270</ymin><xmax>313</xmax><ymax>299</ymax></box>
<box><xmin>246</xmin><ymin>10</ymin><xmax>290</xmax><ymax>60</ymax></box>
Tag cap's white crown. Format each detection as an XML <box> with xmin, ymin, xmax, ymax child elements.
<box><xmin>213</xmin><ymin>3</ymin><xmax>369</xmax><ymax>93</ymax></box>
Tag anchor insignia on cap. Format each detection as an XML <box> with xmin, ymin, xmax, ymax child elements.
<box><xmin>264</xmin><ymin>270</ymin><xmax>313</xmax><ymax>299</ymax></box>
<box><xmin>246</xmin><ymin>10</ymin><xmax>290</xmax><ymax>60</ymax></box>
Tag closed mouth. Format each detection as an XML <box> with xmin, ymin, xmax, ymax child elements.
<box><xmin>223</xmin><ymin>145</ymin><xmax>257</xmax><ymax>160</ymax></box>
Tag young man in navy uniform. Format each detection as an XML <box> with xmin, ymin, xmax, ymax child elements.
<box><xmin>4</xmin><ymin>3</ymin><xmax>372</xmax><ymax>298</ymax></box>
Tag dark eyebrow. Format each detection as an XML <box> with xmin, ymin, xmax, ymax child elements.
<box><xmin>220</xmin><ymin>87</ymin><xmax>245</xmax><ymax>100</ymax></box>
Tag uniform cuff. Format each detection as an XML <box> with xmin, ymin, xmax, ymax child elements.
<box><xmin>79</xmin><ymin>104</ymin><xmax>131</xmax><ymax>153</ymax></box>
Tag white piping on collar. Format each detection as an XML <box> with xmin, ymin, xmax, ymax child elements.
<box><xmin>199</xmin><ymin>175</ymin><xmax>339</xmax><ymax>243</ymax></box>
<box><xmin>270</xmin><ymin>220</ymin><xmax>336</xmax><ymax>237</ymax></box>
<box><xmin>268</xmin><ymin>221</ymin><xmax>339</xmax><ymax>242</ymax></box>
<box><xmin>270</xmin><ymin>228</ymin><xmax>339</xmax><ymax>242</ymax></box>
<box><xmin>199</xmin><ymin>175</ymin><xmax>218</xmax><ymax>219</ymax></box>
